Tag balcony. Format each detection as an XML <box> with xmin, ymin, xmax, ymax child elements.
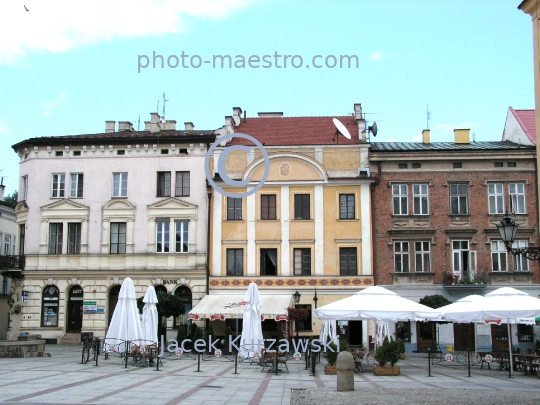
<box><xmin>0</xmin><ymin>255</ymin><xmax>25</xmax><ymax>279</ymax></box>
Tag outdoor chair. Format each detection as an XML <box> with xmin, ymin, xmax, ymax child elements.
<box><xmin>260</xmin><ymin>351</ymin><xmax>274</xmax><ymax>373</ymax></box>
<box><xmin>276</xmin><ymin>351</ymin><xmax>288</xmax><ymax>372</ymax></box>
<box><xmin>351</xmin><ymin>349</ymin><xmax>364</xmax><ymax>372</ymax></box>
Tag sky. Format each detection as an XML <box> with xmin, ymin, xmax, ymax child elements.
<box><xmin>0</xmin><ymin>0</ymin><xmax>535</xmax><ymax>196</ymax></box>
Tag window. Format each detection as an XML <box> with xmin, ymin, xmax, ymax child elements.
<box><xmin>452</xmin><ymin>240</ymin><xmax>477</xmax><ymax>281</ymax></box>
<box><xmin>67</xmin><ymin>223</ymin><xmax>81</xmax><ymax>254</ymax></box>
<box><xmin>507</xmin><ymin>162</ymin><xmax>516</xmax><ymax>168</ymax></box>
<box><xmin>19</xmin><ymin>224</ymin><xmax>25</xmax><ymax>255</ymax></box>
<box><xmin>453</xmin><ymin>163</ymin><xmax>462</xmax><ymax>169</ymax></box>
<box><xmin>340</xmin><ymin>247</ymin><xmax>357</xmax><ymax>275</ymax></box>
<box><xmin>415</xmin><ymin>241</ymin><xmax>430</xmax><ymax>272</ymax></box>
<box><xmin>295</xmin><ymin>304</ymin><xmax>312</xmax><ymax>332</ymax></box>
<box><xmin>450</xmin><ymin>184</ymin><xmax>468</xmax><ymax>215</ymax></box>
<box><xmin>339</xmin><ymin>194</ymin><xmax>355</xmax><ymax>219</ymax></box>
<box><xmin>517</xmin><ymin>324</ymin><xmax>533</xmax><ymax>343</ymax></box>
<box><xmin>396</xmin><ymin>321</ymin><xmax>411</xmax><ymax>343</ymax></box>
<box><xmin>227</xmin><ymin>197</ymin><xmax>242</xmax><ymax>220</ymax></box>
<box><xmin>117</xmin><ymin>150</ymin><xmax>125</xmax><ymax>155</ymax></box>
<box><xmin>394</xmin><ymin>241</ymin><xmax>409</xmax><ymax>273</ymax></box>
<box><xmin>509</xmin><ymin>183</ymin><xmax>526</xmax><ymax>214</ymax></box>
<box><xmin>260</xmin><ymin>248</ymin><xmax>277</xmax><ymax>276</ymax></box>
<box><xmin>294</xmin><ymin>194</ymin><xmax>310</xmax><ymax>220</ymax></box>
<box><xmin>3</xmin><ymin>235</ymin><xmax>11</xmax><ymax>256</ymax></box>
<box><xmin>160</xmin><ymin>149</ymin><xmax>169</xmax><ymax>155</ymax></box>
<box><xmin>488</xmin><ymin>183</ymin><xmax>504</xmax><ymax>214</ymax></box>
<box><xmin>112</xmin><ymin>173</ymin><xmax>128</xmax><ymax>197</ymax></box>
<box><xmin>226</xmin><ymin>249</ymin><xmax>243</xmax><ymax>276</ymax></box>
<box><xmin>157</xmin><ymin>172</ymin><xmax>171</xmax><ymax>197</ymax></box>
<box><xmin>491</xmin><ymin>240</ymin><xmax>508</xmax><ymax>272</ymax></box>
<box><xmin>412</xmin><ymin>163</ymin><xmax>421</xmax><ymax>169</ymax></box>
<box><xmin>175</xmin><ymin>221</ymin><xmax>189</xmax><ymax>253</ymax></box>
<box><xmin>398</xmin><ymin>163</ymin><xmax>407</xmax><ymax>169</ymax></box>
<box><xmin>73</xmin><ymin>150</ymin><xmax>81</xmax><ymax>156</ymax></box>
<box><xmin>55</xmin><ymin>151</ymin><xmax>63</xmax><ymax>157</ymax></box>
<box><xmin>513</xmin><ymin>240</ymin><xmax>529</xmax><ymax>272</ymax></box>
<box><xmin>20</xmin><ymin>175</ymin><xmax>28</xmax><ymax>201</ymax></box>
<box><xmin>110</xmin><ymin>222</ymin><xmax>126</xmax><ymax>254</ymax></box>
<box><xmin>494</xmin><ymin>162</ymin><xmax>503</xmax><ymax>168</ymax></box>
<box><xmin>70</xmin><ymin>173</ymin><xmax>84</xmax><ymax>198</ymax></box>
<box><xmin>175</xmin><ymin>171</ymin><xmax>190</xmax><ymax>197</ymax></box>
<box><xmin>293</xmin><ymin>248</ymin><xmax>311</xmax><ymax>276</ymax></box>
<box><xmin>48</xmin><ymin>223</ymin><xmax>63</xmax><ymax>254</ymax></box>
<box><xmin>156</xmin><ymin>221</ymin><xmax>170</xmax><ymax>253</ymax></box>
<box><xmin>51</xmin><ymin>174</ymin><xmax>66</xmax><ymax>198</ymax></box>
<box><xmin>41</xmin><ymin>285</ymin><xmax>59</xmax><ymax>327</ymax></box>
<box><xmin>392</xmin><ymin>185</ymin><xmax>407</xmax><ymax>215</ymax></box>
<box><xmin>261</xmin><ymin>195</ymin><xmax>276</xmax><ymax>220</ymax></box>
<box><xmin>413</xmin><ymin>184</ymin><xmax>429</xmax><ymax>215</ymax></box>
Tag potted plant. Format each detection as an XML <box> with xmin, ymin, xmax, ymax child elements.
<box><xmin>287</xmin><ymin>307</ymin><xmax>309</xmax><ymax>339</ymax></box>
<box><xmin>323</xmin><ymin>341</ymin><xmax>338</xmax><ymax>374</ymax></box>
<box><xmin>373</xmin><ymin>337</ymin><xmax>404</xmax><ymax>376</ymax></box>
<box><xmin>443</xmin><ymin>272</ymin><xmax>454</xmax><ymax>285</ymax></box>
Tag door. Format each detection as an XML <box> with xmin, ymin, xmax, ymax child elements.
<box><xmin>491</xmin><ymin>324</ymin><xmax>509</xmax><ymax>351</ymax></box>
<box><xmin>108</xmin><ymin>285</ymin><xmax>121</xmax><ymax>326</ymax></box>
<box><xmin>453</xmin><ymin>323</ymin><xmax>475</xmax><ymax>351</ymax></box>
<box><xmin>416</xmin><ymin>321</ymin><xmax>436</xmax><ymax>351</ymax></box>
<box><xmin>67</xmin><ymin>285</ymin><xmax>83</xmax><ymax>333</ymax></box>
<box><xmin>349</xmin><ymin>321</ymin><xmax>363</xmax><ymax>346</ymax></box>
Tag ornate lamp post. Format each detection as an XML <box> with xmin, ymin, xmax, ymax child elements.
<box><xmin>497</xmin><ymin>214</ymin><xmax>540</xmax><ymax>261</ymax></box>
<box><xmin>292</xmin><ymin>291</ymin><xmax>301</xmax><ymax>338</ymax></box>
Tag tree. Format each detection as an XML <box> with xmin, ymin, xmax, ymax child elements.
<box><xmin>3</xmin><ymin>191</ymin><xmax>17</xmax><ymax>207</ymax></box>
<box><xmin>137</xmin><ymin>293</ymin><xmax>185</xmax><ymax>338</ymax></box>
<box><xmin>419</xmin><ymin>294</ymin><xmax>451</xmax><ymax>309</ymax></box>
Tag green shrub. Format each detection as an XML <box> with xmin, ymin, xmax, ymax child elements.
<box><xmin>176</xmin><ymin>324</ymin><xmax>187</xmax><ymax>342</ymax></box>
<box><xmin>339</xmin><ymin>338</ymin><xmax>350</xmax><ymax>353</ymax></box>
<box><xmin>324</xmin><ymin>341</ymin><xmax>339</xmax><ymax>366</ymax></box>
<box><xmin>374</xmin><ymin>337</ymin><xmax>403</xmax><ymax>367</ymax></box>
<box><xmin>205</xmin><ymin>325</ymin><xmax>215</xmax><ymax>340</ymax></box>
<box><xmin>189</xmin><ymin>323</ymin><xmax>198</xmax><ymax>340</ymax></box>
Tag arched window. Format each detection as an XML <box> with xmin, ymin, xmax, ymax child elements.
<box><xmin>174</xmin><ymin>285</ymin><xmax>192</xmax><ymax>327</ymax></box>
<box><xmin>41</xmin><ymin>285</ymin><xmax>59</xmax><ymax>327</ymax></box>
<box><xmin>154</xmin><ymin>285</ymin><xmax>168</xmax><ymax>295</ymax></box>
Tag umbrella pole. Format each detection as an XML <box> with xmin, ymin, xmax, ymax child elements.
<box><xmin>507</xmin><ymin>321</ymin><xmax>512</xmax><ymax>379</ymax></box>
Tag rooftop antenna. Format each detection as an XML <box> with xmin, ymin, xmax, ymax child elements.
<box><xmin>137</xmin><ymin>115</ymin><xmax>140</xmax><ymax>131</ymax></box>
<box><xmin>426</xmin><ymin>103</ymin><xmax>431</xmax><ymax>130</ymax></box>
<box><xmin>162</xmin><ymin>92</ymin><xmax>169</xmax><ymax>120</ymax></box>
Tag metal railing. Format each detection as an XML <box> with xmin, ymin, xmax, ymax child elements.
<box><xmin>0</xmin><ymin>255</ymin><xmax>25</xmax><ymax>271</ymax></box>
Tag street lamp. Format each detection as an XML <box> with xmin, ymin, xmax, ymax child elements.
<box><xmin>497</xmin><ymin>214</ymin><xmax>540</xmax><ymax>261</ymax></box>
<box><xmin>313</xmin><ymin>288</ymin><xmax>318</xmax><ymax>309</ymax></box>
<box><xmin>293</xmin><ymin>291</ymin><xmax>301</xmax><ymax>304</ymax></box>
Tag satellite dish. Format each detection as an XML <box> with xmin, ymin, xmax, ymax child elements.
<box><xmin>368</xmin><ymin>122</ymin><xmax>378</xmax><ymax>137</ymax></box>
<box><xmin>332</xmin><ymin>118</ymin><xmax>352</xmax><ymax>140</ymax></box>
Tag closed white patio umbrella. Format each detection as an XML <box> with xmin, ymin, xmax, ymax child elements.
<box><xmin>239</xmin><ymin>282</ymin><xmax>264</xmax><ymax>358</ymax></box>
<box><xmin>141</xmin><ymin>286</ymin><xmax>159</xmax><ymax>346</ymax></box>
<box><xmin>319</xmin><ymin>319</ymin><xmax>338</xmax><ymax>346</ymax></box>
<box><xmin>104</xmin><ymin>277</ymin><xmax>143</xmax><ymax>351</ymax></box>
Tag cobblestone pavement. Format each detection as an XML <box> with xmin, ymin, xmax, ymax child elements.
<box><xmin>0</xmin><ymin>346</ymin><xmax>539</xmax><ymax>405</ymax></box>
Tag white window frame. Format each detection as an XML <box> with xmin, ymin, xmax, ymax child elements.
<box><xmin>392</xmin><ymin>184</ymin><xmax>408</xmax><ymax>215</ymax></box>
<box><xmin>509</xmin><ymin>183</ymin><xmax>526</xmax><ymax>214</ymax></box>
<box><xmin>156</xmin><ymin>221</ymin><xmax>170</xmax><ymax>253</ymax></box>
<box><xmin>4</xmin><ymin>234</ymin><xmax>11</xmax><ymax>256</ymax></box>
<box><xmin>491</xmin><ymin>240</ymin><xmax>508</xmax><ymax>272</ymax></box>
<box><xmin>69</xmin><ymin>173</ymin><xmax>84</xmax><ymax>198</ymax></box>
<box><xmin>513</xmin><ymin>240</ymin><xmax>530</xmax><ymax>272</ymax></box>
<box><xmin>51</xmin><ymin>173</ymin><xmax>66</xmax><ymax>198</ymax></box>
<box><xmin>112</xmin><ymin>173</ymin><xmax>128</xmax><ymax>198</ymax></box>
<box><xmin>393</xmin><ymin>241</ymin><xmax>410</xmax><ymax>273</ymax></box>
<box><xmin>175</xmin><ymin>220</ymin><xmax>189</xmax><ymax>253</ymax></box>
<box><xmin>414</xmin><ymin>241</ymin><xmax>430</xmax><ymax>272</ymax></box>
<box><xmin>488</xmin><ymin>183</ymin><xmax>504</xmax><ymax>214</ymax></box>
<box><xmin>413</xmin><ymin>184</ymin><xmax>429</xmax><ymax>215</ymax></box>
<box><xmin>452</xmin><ymin>240</ymin><xmax>477</xmax><ymax>280</ymax></box>
<box><xmin>450</xmin><ymin>184</ymin><xmax>468</xmax><ymax>215</ymax></box>
<box><xmin>20</xmin><ymin>175</ymin><xmax>28</xmax><ymax>201</ymax></box>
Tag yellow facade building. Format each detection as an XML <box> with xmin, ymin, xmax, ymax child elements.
<box><xmin>202</xmin><ymin>105</ymin><xmax>374</xmax><ymax>344</ymax></box>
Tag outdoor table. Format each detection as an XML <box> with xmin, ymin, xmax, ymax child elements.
<box><xmin>514</xmin><ymin>354</ymin><xmax>540</xmax><ymax>375</ymax></box>
<box><xmin>265</xmin><ymin>350</ymin><xmax>285</xmax><ymax>374</ymax></box>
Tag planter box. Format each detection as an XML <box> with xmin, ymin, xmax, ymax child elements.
<box><xmin>325</xmin><ymin>365</ymin><xmax>337</xmax><ymax>375</ymax></box>
<box><xmin>373</xmin><ymin>366</ymin><xmax>400</xmax><ymax>376</ymax></box>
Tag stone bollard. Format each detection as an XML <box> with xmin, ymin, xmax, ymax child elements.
<box><xmin>336</xmin><ymin>351</ymin><xmax>355</xmax><ymax>391</ymax></box>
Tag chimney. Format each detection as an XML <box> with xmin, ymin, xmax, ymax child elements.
<box><xmin>163</xmin><ymin>120</ymin><xmax>176</xmax><ymax>130</ymax></box>
<box><xmin>422</xmin><ymin>129</ymin><xmax>430</xmax><ymax>144</ymax></box>
<box><xmin>0</xmin><ymin>183</ymin><xmax>4</xmax><ymax>200</ymax></box>
<box><xmin>105</xmin><ymin>121</ymin><xmax>116</xmax><ymax>133</ymax></box>
<box><xmin>232</xmin><ymin>107</ymin><xmax>243</xmax><ymax>126</ymax></box>
<box><xmin>257</xmin><ymin>112</ymin><xmax>283</xmax><ymax>118</ymax></box>
<box><xmin>118</xmin><ymin>121</ymin><xmax>134</xmax><ymax>131</ymax></box>
<box><xmin>145</xmin><ymin>113</ymin><xmax>162</xmax><ymax>133</ymax></box>
<box><xmin>354</xmin><ymin>103</ymin><xmax>366</xmax><ymax>141</ymax></box>
<box><xmin>184</xmin><ymin>122</ymin><xmax>195</xmax><ymax>131</ymax></box>
<box><xmin>454</xmin><ymin>129</ymin><xmax>470</xmax><ymax>144</ymax></box>
<box><xmin>224</xmin><ymin>116</ymin><xmax>234</xmax><ymax>133</ymax></box>
<box><xmin>354</xmin><ymin>103</ymin><xmax>362</xmax><ymax>120</ymax></box>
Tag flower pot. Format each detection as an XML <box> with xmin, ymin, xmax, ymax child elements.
<box><xmin>373</xmin><ymin>366</ymin><xmax>400</xmax><ymax>376</ymax></box>
<box><xmin>325</xmin><ymin>365</ymin><xmax>337</xmax><ymax>375</ymax></box>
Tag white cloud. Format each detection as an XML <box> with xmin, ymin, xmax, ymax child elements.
<box><xmin>411</xmin><ymin>133</ymin><xmax>422</xmax><ymax>142</ymax></box>
<box><xmin>369</xmin><ymin>52</ymin><xmax>384</xmax><ymax>61</ymax></box>
<box><xmin>0</xmin><ymin>1</ymin><xmax>256</xmax><ymax>64</ymax></box>
<box><xmin>41</xmin><ymin>91</ymin><xmax>68</xmax><ymax>116</ymax></box>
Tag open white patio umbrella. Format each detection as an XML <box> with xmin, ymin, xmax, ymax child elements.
<box><xmin>313</xmin><ymin>286</ymin><xmax>441</xmax><ymax>321</ymax></box>
<box><xmin>439</xmin><ymin>294</ymin><xmax>486</xmax><ymax>323</ymax></box>
<box><xmin>239</xmin><ymin>282</ymin><xmax>264</xmax><ymax>358</ymax></box>
<box><xmin>319</xmin><ymin>319</ymin><xmax>338</xmax><ymax>346</ymax></box>
<box><xmin>104</xmin><ymin>277</ymin><xmax>143</xmax><ymax>351</ymax></box>
<box><xmin>141</xmin><ymin>286</ymin><xmax>159</xmax><ymax>346</ymax></box>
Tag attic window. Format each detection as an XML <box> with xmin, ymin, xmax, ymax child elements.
<box><xmin>179</xmin><ymin>148</ymin><xmax>188</xmax><ymax>154</ymax></box>
<box><xmin>398</xmin><ymin>164</ymin><xmax>407</xmax><ymax>169</ymax></box>
<box><xmin>507</xmin><ymin>162</ymin><xmax>516</xmax><ymax>168</ymax></box>
<box><xmin>117</xmin><ymin>150</ymin><xmax>125</xmax><ymax>155</ymax></box>
<box><xmin>55</xmin><ymin>151</ymin><xmax>63</xmax><ymax>157</ymax></box>
<box><xmin>411</xmin><ymin>163</ymin><xmax>421</xmax><ymax>169</ymax></box>
<box><xmin>453</xmin><ymin>163</ymin><xmax>462</xmax><ymax>169</ymax></box>
<box><xmin>73</xmin><ymin>150</ymin><xmax>81</xmax><ymax>156</ymax></box>
<box><xmin>160</xmin><ymin>149</ymin><xmax>169</xmax><ymax>155</ymax></box>
<box><xmin>494</xmin><ymin>162</ymin><xmax>503</xmax><ymax>168</ymax></box>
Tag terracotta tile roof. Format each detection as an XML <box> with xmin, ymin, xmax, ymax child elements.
<box><xmin>510</xmin><ymin>107</ymin><xmax>536</xmax><ymax>144</ymax></box>
<box><xmin>229</xmin><ymin>116</ymin><xmax>363</xmax><ymax>146</ymax></box>
<box><xmin>370</xmin><ymin>141</ymin><xmax>535</xmax><ymax>152</ymax></box>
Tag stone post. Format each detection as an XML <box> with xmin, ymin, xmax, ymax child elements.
<box><xmin>336</xmin><ymin>351</ymin><xmax>355</xmax><ymax>391</ymax></box>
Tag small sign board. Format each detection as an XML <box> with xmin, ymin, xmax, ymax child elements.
<box><xmin>83</xmin><ymin>301</ymin><xmax>97</xmax><ymax>313</ymax></box>
<box><xmin>293</xmin><ymin>352</ymin><xmax>301</xmax><ymax>361</ymax></box>
<box><xmin>485</xmin><ymin>354</ymin><xmax>493</xmax><ymax>363</ymax></box>
<box><xmin>175</xmin><ymin>349</ymin><xmax>183</xmax><ymax>356</ymax></box>
<box><xmin>21</xmin><ymin>290</ymin><xmax>29</xmax><ymax>303</ymax></box>
<box><xmin>215</xmin><ymin>349</ymin><xmax>222</xmax><ymax>358</ymax></box>
<box><xmin>445</xmin><ymin>354</ymin><xmax>453</xmax><ymax>362</ymax></box>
